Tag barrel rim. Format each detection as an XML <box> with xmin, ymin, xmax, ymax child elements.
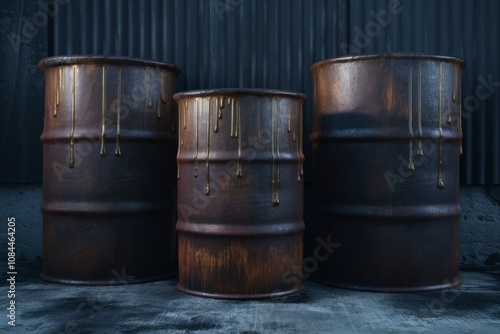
<box><xmin>173</xmin><ymin>88</ymin><xmax>307</xmax><ymax>101</ymax></box>
<box><xmin>310</xmin><ymin>53</ymin><xmax>465</xmax><ymax>72</ymax></box>
<box><xmin>38</xmin><ymin>55</ymin><xmax>181</xmax><ymax>73</ymax></box>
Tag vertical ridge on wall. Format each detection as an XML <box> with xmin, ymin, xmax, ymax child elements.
<box><xmin>49</xmin><ymin>0</ymin><xmax>500</xmax><ymax>185</ymax></box>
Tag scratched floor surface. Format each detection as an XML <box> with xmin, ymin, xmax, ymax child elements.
<box><xmin>1</xmin><ymin>262</ymin><xmax>499</xmax><ymax>333</ymax></box>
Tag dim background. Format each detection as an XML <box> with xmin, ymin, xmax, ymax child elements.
<box><xmin>0</xmin><ymin>0</ymin><xmax>499</xmax><ymax>265</ymax></box>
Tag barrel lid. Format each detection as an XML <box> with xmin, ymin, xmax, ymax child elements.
<box><xmin>174</xmin><ymin>88</ymin><xmax>306</xmax><ymax>101</ymax></box>
<box><xmin>311</xmin><ymin>53</ymin><xmax>465</xmax><ymax>72</ymax></box>
<box><xmin>38</xmin><ymin>55</ymin><xmax>181</xmax><ymax>73</ymax></box>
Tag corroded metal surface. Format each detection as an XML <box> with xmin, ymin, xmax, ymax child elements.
<box><xmin>310</xmin><ymin>53</ymin><xmax>465</xmax><ymax>292</ymax></box>
<box><xmin>174</xmin><ymin>89</ymin><xmax>306</xmax><ymax>299</ymax></box>
<box><xmin>39</xmin><ymin>56</ymin><xmax>180</xmax><ymax>285</ymax></box>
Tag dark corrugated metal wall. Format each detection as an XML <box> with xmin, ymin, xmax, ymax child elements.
<box><xmin>0</xmin><ymin>0</ymin><xmax>46</xmax><ymax>183</ymax></box>
<box><xmin>6</xmin><ymin>0</ymin><xmax>496</xmax><ymax>184</ymax></box>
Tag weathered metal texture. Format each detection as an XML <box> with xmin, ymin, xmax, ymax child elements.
<box><xmin>174</xmin><ymin>89</ymin><xmax>306</xmax><ymax>299</ymax></box>
<box><xmin>38</xmin><ymin>56</ymin><xmax>180</xmax><ymax>285</ymax></box>
<box><xmin>310</xmin><ymin>53</ymin><xmax>465</xmax><ymax>292</ymax></box>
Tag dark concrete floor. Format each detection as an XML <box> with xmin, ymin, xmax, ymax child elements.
<box><xmin>1</xmin><ymin>262</ymin><xmax>499</xmax><ymax>333</ymax></box>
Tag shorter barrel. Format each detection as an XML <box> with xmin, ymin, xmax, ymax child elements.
<box><xmin>310</xmin><ymin>53</ymin><xmax>465</xmax><ymax>292</ymax></box>
<box><xmin>39</xmin><ymin>56</ymin><xmax>180</xmax><ymax>285</ymax></box>
<box><xmin>174</xmin><ymin>89</ymin><xmax>306</xmax><ymax>299</ymax></box>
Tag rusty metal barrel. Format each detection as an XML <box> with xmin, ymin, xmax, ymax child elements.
<box><xmin>174</xmin><ymin>89</ymin><xmax>306</xmax><ymax>299</ymax></box>
<box><xmin>39</xmin><ymin>56</ymin><xmax>180</xmax><ymax>285</ymax></box>
<box><xmin>310</xmin><ymin>53</ymin><xmax>465</xmax><ymax>292</ymax></box>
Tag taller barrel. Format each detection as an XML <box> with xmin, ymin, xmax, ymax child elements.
<box><xmin>39</xmin><ymin>56</ymin><xmax>180</xmax><ymax>285</ymax></box>
<box><xmin>174</xmin><ymin>89</ymin><xmax>306</xmax><ymax>299</ymax></box>
<box><xmin>310</xmin><ymin>54</ymin><xmax>465</xmax><ymax>292</ymax></box>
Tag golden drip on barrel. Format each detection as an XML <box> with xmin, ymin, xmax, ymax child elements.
<box><xmin>156</xmin><ymin>70</ymin><xmax>163</xmax><ymax>120</ymax></box>
<box><xmin>205</xmin><ymin>97</ymin><xmax>211</xmax><ymax>195</ymax></box>
<box><xmin>156</xmin><ymin>102</ymin><xmax>162</xmax><ymax>120</ymax></box>
<box><xmin>296</xmin><ymin>102</ymin><xmax>301</xmax><ymax>182</ymax></box>
<box><xmin>438</xmin><ymin>63</ymin><xmax>444</xmax><ymax>189</ymax></box>
<box><xmin>115</xmin><ymin>67</ymin><xmax>122</xmax><ymax>156</ymax></box>
<box><xmin>271</xmin><ymin>97</ymin><xmax>281</xmax><ymax>206</ymax></box>
<box><xmin>287</xmin><ymin>103</ymin><xmax>291</xmax><ymax>132</ymax></box>
<box><xmin>214</xmin><ymin>97</ymin><xmax>219</xmax><ymax>132</ymax></box>
<box><xmin>256</xmin><ymin>99</ymin><xmax>261</xmax><ymax>147</ymax></box>
<box><xmin>69</xmin><ymin>66</ymin><xmax>76</xmax><ymax>168</ymax></box>
<box><xmin>161</xmin><ymin>71</ymin><xmax>167</xmax><ymax>104</ymax></box>
<box><xmin>146</xmin><ymin>67</ymin><xmax>153</xmax><ymax>109</ymax></box>
<box><xmin>237</xmin><ymin>99</ymin><xmax>242</xmax><ymax>178</ymax></box>
<box><xmin>230</xmin><ymin>98</ymin><xmax>238</xmax><ymax>138</ymax></box>
<box><xmin>292</xmin><ymin>102</ymin><xmax>297</xmax><ymax>144</ymax></box>
<box><xmin>215</xmin><ymin>96</ymin><xmax>225</xmax><ymax>132</ymax></box>
<box><xmin>299</xmin><ymin>101</ymin><xmax>304</xmax><ymax>177</ymax></box>
<box><xmin>177</xmin><ymin>99</ymin><xmax>185</xmax><ymax>180</ymax></box>
<box><xmin>452</xmin><ymin>65</ymin><xmax>457</xmax><ymax>103</ymax></box>
<box><xmin>417</xmin><ymin>62</ymin><xmax>423</xmax><ymax>157</ymax></box>
<box><xmin>408</xmin><ymin>63</ymin><xmax>415</xmax><ymax>171</ymax></box>
<box><xmin>54</xmin><ymin>67</ymin><xmax>61</xmax><ymax>117</ymax></box>
<box><xmin>458</xmin><ymin>66</ymin><xmax>463</xmax><ymax>155</ymax></box>
<box><xmin>194</xmin><ymin>98</ymin><xmax>199</xmax><ymax>178</ymax></box>
<box><xmin>100</xmin><ymin>66</ymin><xmax>106</xmax><ymax>156</ymax></box>
<box><xmin>447</xmin><ymin>99</ymin><xmax>452</xmax><ymax>125</ymax></box>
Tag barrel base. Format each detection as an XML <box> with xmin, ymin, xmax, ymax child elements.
<box><xmin>40</xmin><ymin>271</ymin><xmax>176</xmax><ymax>286</ymax></box>
<box><xmin>41</xmin><ymin>214</ymin><xmax>177</xmax><ymax>286</ymax></box>
<box><xmin>177</xmin><ymin>232</ymin><xmax>304</xmax><ymax>299</ymax></box>
<box><xmin>176</xmin><ymin>284</ymin><xmax>304</xmax><ymax>300</ymax></box>
<box><xmin>311</xmin><ymin>275</ymin><xmax>462</xmax><ymax>293</ymax></box>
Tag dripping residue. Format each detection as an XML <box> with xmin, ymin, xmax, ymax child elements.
<box><xmin>183</xmin><ymin>100</ymin><xmax>187</xmax><ymax>130</ymax></box>
<box><xmin>115</xmin><ymin>67</ymin><xmax>122</xmax><ymax>156</ymax></box>
<box><xmin>146</xmin><ymin>67</ymin><xmax>153</xmax><ymax>109</ymax></box>
<box><xmin>54</xmin><ymin>67</ymin><xmax>61</xmax><ymax>117</ymax></box>
<box><xmin>156</xmin><ymin>102</ymin><xmax>162</xmax><ymax>120</ymax></box>
<box><xmin>69</xmin><ymin>66</ymin><xmax>76</xmax><ymax>168</ymax></box>
<box><xmin>214</xmin><ymin>97</ymin><xmax>219</xmax><ymax>132</ymax></box>
<box><xmin>157</xmin><ymin>70</ymin><xmax>163</xmax><ymax>120</ymax></box>
<box><xmin>287</xmin><ymin>103</ymin><xmax>291</xmax><ymax>132</ymax></box>
<box><xmin>271</xmin><ymin>97</ymin><xmax>280</xmax><ymax>206</ymax></box>
<box><xmin>230</xmin><ymin>97</ymin><xmax>238</xmax><ymax>138</ymax></box>
<box><xmin>452</xmin><ymin>65</ymin><xmax>457</xmax><ymax>102</ymax></box>
<box><xmin>177</xmin><ymin>99</ymin><xmax>185</xmax><ymax>180</ymax></box>
<box><xmin>408</xmin><ymin>63</ymin><xmax>415</xmax><ymax>171</ymax></box>
<box><xmin>205</xmin><ymin>97</ymin><xmax>211</xmax><ymax>195</ymax></box>
<box><xmin>161</xmin><ymin>70</ymin><xmax>167</xmax><ymax>104</ymax></box>
<box><xmin>296</xmin><ymin>102</ymin><xmax>301</xmax><ymax>182</ymax></box>
<box><xmin>100</xmin><ymin>66</ymin><xmax>106</xmax><ymax>156</ymax></box>
<box><xmin>299</xmin><ymin>99</ymin><xmax>304</xmax><ymax>178</ymax></box>
<box><xmin>256</xmin><ymin>99</ymin><xmax>261</xmax><ymax>147</ymax></box>
<box><xmin>417</xmin><ymin>62</ymin><xmax>423</xmax><ymax>157</ymax></box>
<box><xmin>215</xmin><ymin>96</ymin><xmax>225</xmax><ymax>132</ymax></box>
<box><xmin>194</xmin><ymin>98</ymin><xmax>199</xmax><ymax>177</ymax></box>
<box><xmin>459</xmin><ymin>69</ymin><xmax>463</xmax><ymax>155</ymax></box>
<box><xmin>438</xmin><ymin>63</ymin><xmax>444</xmax><ymax>189</ymax></box>
<box><xmin>237</xmin><ymin>99</ymin><xmax>242</xmax><ymax>177</ymax></box>
<box><xmin>447</xmin><ymin>99</ymin><xmax>452</xmax><ymax>124</ymax></box>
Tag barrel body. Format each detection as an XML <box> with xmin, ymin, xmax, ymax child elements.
<box><xmin>39</xmin><ymin>56</ymin><xmax>180</xmax><ymax>285</ymax></box>
<box><xmin>174</xmin><ymin>89</ymin><xmax>306</xmax><ymax>299</ymax></box>
<box><xmin>310</xmin><ymin>54</ymin><xmax>464</xmax><ymax>292</ymax></box>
